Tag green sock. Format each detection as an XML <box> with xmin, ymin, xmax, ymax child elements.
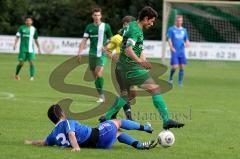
<box><xmin>16</xmin><ymin>64</ymin><xmax>23</xmax><ymax>75</ymax></box>
<box><xmin>95</xmin><ymin>77</ymin><xmax>104</xmax><ymax>95</ymax></box>
<box><xmin>105</xmin><ymin>97</ymin><xmax>127</xmax><ymax>120</ymax></box>
<box><xmin>152</xmin><ymin>94</ymin><xmax>169</xmax><ymax>123</ymax></box>
<box><xmin>30</xmin><ymin>64</ymin><xmax>35</xmax><ymax>77</ymax></box>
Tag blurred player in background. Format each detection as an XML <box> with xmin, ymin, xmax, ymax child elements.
<box><xmin>13</xmin><ymin>16</ymin><xmax>41</xmax><ymax>81</ymax></box>
<box><xmin>167</xmin><ymin>14</ymin><xmax>190</xmax><ymax>86</ymax></box>
<box><xmin>102</xmin><ymin>15</ymin><xmax>137</xmax><ymax>120</ymax></box>
<box><xmin>100</xmin><ymin>6</ymin><xmax>184</xmax><ymax>129</ymax></box>
<box><xmin>77</xmin><ymin>7</ymin><xmax>112</xmax><ymax>103</ymax></box>
<box><xmin>25</xmin><ymin>104</ymin><xmax>157</xmax><ymax>151</ymax></box>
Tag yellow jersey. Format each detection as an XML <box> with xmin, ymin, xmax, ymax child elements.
<box><xmin>107</xmin><ymin>34</ymin><xmax>123</xmax><ymax>55</ymax></box>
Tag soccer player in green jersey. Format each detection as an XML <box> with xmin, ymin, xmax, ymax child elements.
<box><xmin>77</xmin><ymin>7</ymin><xmax>112</xmax><ymax>103</ymax></box>
<box><xmin>101</xmin><ymin>6</ymin><xmax>184</xmax><ymax>129</ymax></box>
<box><xmin>13</xmin><ymin>16</ymin><xmax>41</xmax><ymax>81</ymax></box>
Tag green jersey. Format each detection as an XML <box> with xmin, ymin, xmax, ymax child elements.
<box><xmin>16</xmin><ymin>25</ymin><xmax>38</xmax><ymax>53</ymax></box>
<box><xmin>83</xmin><ymin>22</ymin><xmax>112</xmax><ymax>57</ymax></box>
<box><xmin>118</xmin><ymin>21</ymin><xmax>144</xmax><ymax>70</ymax></box>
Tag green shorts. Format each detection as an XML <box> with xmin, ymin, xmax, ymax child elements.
<box><xmin>115</xmin><ymin>67</ymin><xmax>150</xmax><ymax>92</ymax></box>
<box><xmin>18</xmin><ymin>52</ymin><xmax>35</xmax><ymax>62</ymax></box>
<box><xmin>88</xmin><ymin>54</ymin><xmax>107</xmax><ymax>71</ymax></box>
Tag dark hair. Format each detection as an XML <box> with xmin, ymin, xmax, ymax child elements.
<box><xmin>122</xmin><ymin>16</ymin><xmax>136</xmax><ymax>24</ymax></box>
<box><xmin>48</xmin><ymin>104</ymin><xmax>64</xmax><ymax>124</ymax></box>
<box><xmin>25</xmin><ymin>15</ymin><xmax>33</xmax><ymax>21</ymax></box>
<box><xmin>92</xmin><ymin>7</ymin><xmax>102</xmax><ymax>14</ymax></box>
<box><xmin>138</xmin><ymin>6</ymin><xmax>158</xmax><ymax>21</ymax></box>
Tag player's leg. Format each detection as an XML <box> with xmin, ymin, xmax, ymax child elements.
<box><xmin>117</xmin><ymin>131</ymin><xmax>157</xmax><ymax>150</ymax></box>
<box><xmin>15</xmin><ymin>52</ymin><xmax>26</xmax><ymax>80</ymax></box>
<box><xmin>94</xmin><ymin>65</ymin><xmax>105</xmax><ymax>102</ymax></box>
<box><xmin>178</xmin><ymin>55</ymin><xmax>187</xmax><ymax>86</ymax></box>
<box><xmin>111</xmin><ymin>119</ymin><xmax>153</xmax><ymax>133</ymax></box>
<box><xmin>28</xmin><ymin>53</ymin><xmax>36</xmax><ymax>80</ymax></box>
<box><xmin>102</xmin><ymin>68</ymin><xmax>130</xmax><ymax>120</ymax></box>
<box><xmin>122</xmin><ymin>88</ymin><xmax>137</xmax><ymax>120</ymax></box>
<box><xmin>94</xmin><ymin>55</ymin><xmax>107</xmax><ymax>103</ymax></box>
<box><xmin>139</xmin><ymin>77</ymin><xmax>184</xmax><ymax>129</ymax></box>
<box><xmin>111</xmin><ymin>120</ymin><xmax>157</xmax><ymax>150</ymax></box>
<box><xmin>169</xmin><ymin>53</ymin><xmax>179</xmax><ymax>83</ymax></box>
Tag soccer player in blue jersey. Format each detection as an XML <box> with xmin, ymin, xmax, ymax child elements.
<box><xmin>25</xmin><ymin>104</ymin><xmax>157</xmax><ymax>151</ymax></box>
<box><xmin>167</xmin><ymin>14</ymin><xmax>190</xmax><ymax>86</ymax></box>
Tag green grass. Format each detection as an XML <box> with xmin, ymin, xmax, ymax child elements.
<box><xmin>0</xmin><ymin>53</ymin><xmax>239</xmax><ymax>159</ymax></box>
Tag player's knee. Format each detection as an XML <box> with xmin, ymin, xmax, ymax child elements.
<box><xmin>111</xmin><ymin>119</ymin><xmax>121</xmax><ymax>130</ymax></box>
<box><xmin>149</xmin><ymin>86</ymin><xmax>160</xmax><ymax>95</ymax></box>
<box><xmin>128</xmin><ymin>90</ymin><xmax>137</xmax><ymax>101</ymax></box>
<box><xmin>120</xmin><ymin>90</ymin><xmax>128</xmax><ymax>99</ymax></box>
<box><xmin>19</xmin><ymin>62</ymin><xmax>24</xmax><ymax>66</ymax></box>
<box><xmin>29</xmin><ymin>61</ymin><xmax>34</xmax><ymax>65</ymax></box>
<box><xmin>179</xmin><ymin>65</ymin><xmax>185</xmax><ymax>69</ymax></box>
<box><xmin>172</xmin><ymin>65</ymin><xmax>178</xmax><ymax>70</ymax></box>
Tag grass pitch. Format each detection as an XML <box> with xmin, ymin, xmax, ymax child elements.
<box><xmin>0</xmin><ymin>53</ymin><xmax>239</xmax><ymax>159</ymax></box>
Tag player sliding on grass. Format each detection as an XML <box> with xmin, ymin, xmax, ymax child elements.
<box><xmin>168</xmin><ymin>14</ymin><xmax>190</xmax><ymax>86</ymax></box>
<box><xmin>25</xmin><ymin>104</ymin><xmax>157</xmax><ymax>151</ymax></box>
<box><xmin>77</xmin><ymin>7</ymin><xmax>113</xmax><ymax>103</ymax></box>
<box><xmin>99</xmin><ymin>6</ymin><xmax>184</xmax><ymax>129</ymax></box>
<box><xmin>102</xmin><ymin>15</ymin><xmax>139</xmax><ymax>121</ymax></box>
<box><xmin>13</xmin><ymin>16</ymin><xmax>41</xmax><ymax>81</ymax></box>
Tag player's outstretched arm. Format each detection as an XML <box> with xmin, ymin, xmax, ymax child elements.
<box><xmin>168</xmin><ymin>39</ymin><xmax>176</xmax><ymax>53</ymax></box>
<box><xmin>185</xmin><ymin>40</ymin><xmax>190</xmax><ymax>47</ymax></box>
<box><xmin>77</xmin><ymin>38</ymin><xmax>88</xmax><ymax>62</ymax></box>
<box><xmin>13</xmin><ymin>37</ymin><xmax>20</xmax><ymax>51</ymax></box>
<box><xmin>68</xmin><ymin>132</ymin><xmax>81</xmax><ymax>152</ymax></box>
<box><xmin>24</xmin><ymin>140</ymin><xmax>46</xmax><ymax>146</ymax></box>
<box><xmin>35</xmin><ymin>39</ymin><xmax>41</xmax><ymax>54</ymax></box>
<box><xmin>126</xmin><ymin>46</ymin><xmax>151</xmax><ymax>69</ymax></box>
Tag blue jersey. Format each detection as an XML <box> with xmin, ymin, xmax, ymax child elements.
<box><xmin>44</xmin><ymin>119</ymin><xmax>92</xmax><ymax>147</ymax></box>
<box><xmin>167</xmin><ymin>26</ymin><xmax>189</xmax><ymax>54</ymax></box>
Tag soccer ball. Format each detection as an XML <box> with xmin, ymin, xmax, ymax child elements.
<box><xmin>158</xmin><ymin>130</ymin><xmax>175</xmax><ymax>147</ymax></box>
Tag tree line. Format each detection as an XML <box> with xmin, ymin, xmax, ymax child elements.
<box><xmin>0</xmin><ymin>0</ymin><xmax>163</xmax><ymax>39</ymax></box>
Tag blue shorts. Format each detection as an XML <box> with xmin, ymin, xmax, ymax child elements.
<box><xmin>170</xmin><ymin>52</ymin><xmax>187</xmax><ymax>65</ymax></box>
<box><xmin>96</xmin><ymin>121</ymin><xmax>118</xmax><ymax>149</ymax></box>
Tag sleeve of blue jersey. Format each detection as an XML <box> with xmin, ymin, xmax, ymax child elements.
<box><xmin>184</xmin><ymin>28</ymin><xmax>189</xmax><ymax>41</ymax></box>
<box><xmin>44</xmin><ymin>133</ymin><xmax>55</xmax><ymax>146</ymax></box>
<box><xmin>167</xmin><ymin>27</ymin><xmax>173</xmax><ymax>39</ymax></box>
<box><xmin>65</xmin><ymin>120</ymin><xmax>76</xmax><ymax>134</ymax></box>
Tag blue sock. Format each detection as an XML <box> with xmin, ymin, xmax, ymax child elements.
<box><xmin>121</xmin><ymin>119</ymin><xmax>152</xmax><ymax>133</ymax></box>
<box><xmin>117</xmin><ymin>133</ymin><xmax>141</xmax><ymax>149</ymax></box>
<box><xmin>169</xmin><ymin>68</ymin><xmax>176</xmax><ymax>80</ymax></box>
<box><xmin>121</xmin><ymin>119</ymin><xmax>140</xmax><ymax>130</ymax></box>
<box><xmin>178</xmin><ymin>69</ymin><xmax>184</xmax><ymax>84</ymax></box>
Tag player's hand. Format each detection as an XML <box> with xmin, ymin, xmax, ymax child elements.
<box><xmin>38</xmin><ymin>48</ymin><xmax>42</xmax><ymax>54</ymax></box>
<box><xmin>77</xmin><ymin>54</ymin><xmax>81</xmax><ymax>63</ymax></box>
<box><xmin>71</xmin><ymin>147</ymin><xmax>81</xmax><ymax>152</ymax></box>
<box><xmin>112</xmin><ymin>54</ymin><xmax>119</xmax><ymax>61</ymax></box>
<box><xmin>24</xmin><ymin>140</ymin><xmax>33</xmax><ymax>145</ymax></box>
<box><xmin>170</xmin><ymin>47</ymin><xmax>176</xmax><ymax>53</ymax></box>
<box><xmin>139</xmin><ymin>61</ymin><xmax>152</xmax><ymax>69</ymax></box>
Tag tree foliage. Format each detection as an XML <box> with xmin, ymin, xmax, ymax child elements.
<box><xmin>0</xmin><ymin>0</ymin><xmax>163</xmax><ymax>39</ymax></box>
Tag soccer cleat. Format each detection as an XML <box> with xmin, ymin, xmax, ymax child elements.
<box><xmin>15</xmin><ymin>75</ymin><xmax>20</xmax><ymax>80</ymax></box>
<box><xmin>178</xmin><ymin>81</ymin><xmax>183</xmax><ymax>87</ymax></box>
<box><xmin>96</xmin><ymin>94</ymin><xmax>105</xmax><ymax>103</ymax></box>
<box><xmin>168</xmin><ymin>79</ymin><xmax>173</xmax><ymax>84</ymax></box>
<box><xmin>98</xmin><ymin>116</ymin><xmax>107</xmax><ymax>123</ymax></box>
<box><xmin>138</xmin><ymin>139</ymin><xmax>158</xmax><ymax>150</ymax></box>
<box><xmin>163</xmin><ymin>119</ymin><xmax>185</xmax><ymax>129</ymax></box>
<box><xmin>30</xmin><ymin>77</ymin><xmax>34</xmax><ymax>81</ymax></box>
<box><xmin>144</xmin><ymin>122</ymin><xmax>153</xmax><ymax>134</ymax></box>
